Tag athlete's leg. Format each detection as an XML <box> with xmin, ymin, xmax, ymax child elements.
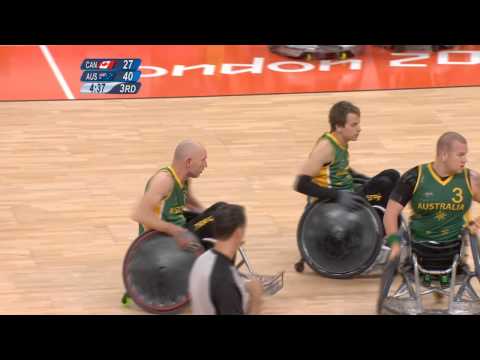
<box><xmin>357</xmin><ymin>169</ymin><xmax>400</xmax><ymax>209</ymax></box>
<box><xmin>186</xmin><ymin>201</ymin><xmax>229</xmax><ymax>243</ymax></box>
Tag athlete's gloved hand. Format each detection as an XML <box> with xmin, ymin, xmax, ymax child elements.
<box><xmin>336</xmin><ymin>191</ymin><xmax>365</xmax><ymax>211</ymax></box>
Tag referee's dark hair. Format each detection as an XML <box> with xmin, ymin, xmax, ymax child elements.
<box><xmin>213</xmin><ymin>203</ymin><xmax>246</xmax><ymax>240</ymax></box>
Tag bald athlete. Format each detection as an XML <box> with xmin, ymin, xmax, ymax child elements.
<box><xmin>131</xmin><ymin>139</ymin><xmax>220</xmax><ymax>250</ymax></box>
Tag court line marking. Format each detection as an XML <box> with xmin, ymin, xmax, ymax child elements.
<box><xmin>39</xmin><ymin>45</ymin><xmax>75</xmax><ymax>100</ymax></box>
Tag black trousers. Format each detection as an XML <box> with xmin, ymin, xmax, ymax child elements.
<box><xmin>184</xmin><ymin>201</ymin><xmax>228</xmax><ymax>248</ymax></box>
<box><xmin>356</xmin><ymin>169</ymin><xmax>400</xmax><ymax>210</ymax></box>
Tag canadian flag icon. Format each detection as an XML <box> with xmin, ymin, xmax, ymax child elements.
<box><xmin>99</xmin><ymin>60</ymin><xmax>116</xmax><ymax>70</ymax></box>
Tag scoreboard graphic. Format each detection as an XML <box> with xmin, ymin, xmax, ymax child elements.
<box><xmin>80</xmin><ymin>59</ymin><xmax>142</xmax><ymax>94</ymax></box>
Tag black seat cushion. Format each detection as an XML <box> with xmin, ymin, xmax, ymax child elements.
<box><xmin>411</xmin><ymin>240</ymin><xmax>462</xmax><ymax>271</ymax></box>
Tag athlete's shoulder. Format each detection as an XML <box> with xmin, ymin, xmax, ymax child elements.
<box><xmin>401</xmin><ymin>165</ymin><xmax>420</xmax><ymax>183</ymax></box>
<box><xmin>147</xmin><ymin>169</ymin><xmax>174</xmax><ymax>193</ymax></box>
<box><xmin>312</xmin><ymin>135</ymin><xmax>335</xmax><ymax>153</ymax></box>
<box><xmin>309</xmin><ymin>137</ymin><xmax>335</xmax><ymax>163</ymax></box>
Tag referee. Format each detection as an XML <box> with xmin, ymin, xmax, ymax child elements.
<box><xmin>188</xmin><ymin>203</ymin><xmax>263</xmax><ymax>315</ymax></box>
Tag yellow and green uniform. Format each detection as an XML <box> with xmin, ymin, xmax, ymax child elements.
<box><xmin>309</xmin><ymin>132</ymin><xmax>353</xmax><ymax>203</ymax></box>
<box><xmin>138</xmin><ymin>166</ymin><xmax>188</xmax><ymax>235</ymax></box>
<box><xmin>410</xmin><ymin>163</ymin><xmax>473</xmax><ymax>243</ymax></box>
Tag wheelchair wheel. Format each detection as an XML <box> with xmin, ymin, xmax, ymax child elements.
<box><xmin>122</xmin><ymin>230</ymin><xmax>203</xmax><ymax>314</ymax></box>
<box><xmin>297</xmin><ymin>200</ymin><xmax>384</xmax><ymax>279</ymax></box>
<box><xmin>469</xmin><ymin>232</ymin><xmax>480</xmax><ymax>278</ymax></box>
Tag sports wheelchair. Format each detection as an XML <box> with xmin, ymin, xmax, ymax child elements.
<box><xmin>121</xmin><ymin>231</ymin><xmax>284</xmax><ymax>314</ymax></box>
<box><xmin>378</xmin><ymin>226</ymin><xmax>480</xmax><ymax>315</ymax></box>
<box><xmin>294</xmin><ymin>196</ymin><xmax>409</xmax><ymax>278</ymax></box>
<box><xmin>294</xmin><ymin>171</ymin><xmax>407</xmax><ymax>278</ymax></box>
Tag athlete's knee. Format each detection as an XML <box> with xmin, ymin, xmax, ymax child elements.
<box><xmin>205</xmin><ymin>201</ymin><xmax>229</xmax><ymax>213</ymax></box>
<box><xmin>371</xmin><ymin>169</ymin><xmax>400</xmax><ymax>193</ymax></box>
<box><xmin>377</xmin><ymin>169</ymin><xmax>400</xmax><ymax>185</ymax></box>
<box><xmin>212</xmin><ymin>201</ymin><xmax>229</xmax><ymax>209</ymax></box>
<box><xmin>363</xmin><ymin>169</ymin><xmax>400</xmax><ymax>205</ymax></box>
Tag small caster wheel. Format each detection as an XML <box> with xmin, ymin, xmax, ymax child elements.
<box><xmin>294</xmin><ymin>261</ymin><xmax>305</xmax><ymax>273</ymax></box>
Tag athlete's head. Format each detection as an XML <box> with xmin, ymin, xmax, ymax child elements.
<box><xmin>329</xmin><ymin>101</ymin><xmax>361</xmax><ymax>142</ymax></box>
<box><xmin>436</xmin><ymin>132</ymin><xmax>468</xmax><ymax>174</ymax></box>
<box><xmin>212</xmin><ymin>203</ymin><xmax>247</xmax><ymax>247</ymax></box>
<box><xmin>174</xmin><ymin>139</ymin><xmax>208</xmax><ymax>178</ymax></box>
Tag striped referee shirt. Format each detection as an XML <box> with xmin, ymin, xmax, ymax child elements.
<box><xmin>189</xmin><ymin>248</ymin><xmax>249</xmax><ymax>315</ymax></box>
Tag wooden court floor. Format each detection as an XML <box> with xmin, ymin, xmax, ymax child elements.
<box><xmin>1</xmin><ymin>86</ymin><xmax>479</xmax><ymax>314</ymax></box>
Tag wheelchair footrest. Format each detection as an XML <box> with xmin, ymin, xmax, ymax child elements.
<box><xmin>240</xmin><ymin>271</ymin><xmax>285</xmax><ymax>296</ymax></box>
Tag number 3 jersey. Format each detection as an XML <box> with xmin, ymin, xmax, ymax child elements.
<box><xmin>410</xmin><ymin>163</ymin><xmax>473</xmax><ymax>243</ymax></box>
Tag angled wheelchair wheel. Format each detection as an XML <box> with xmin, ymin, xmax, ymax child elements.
<box><xmin>297</xmin><ymin>200</ymin><xmax>384</xmax><ymax>278</ymax></box>
<box><xmin>122</xmin><ymin>230</ymin><xmax>203</xmax><ymax>314</ymax></box>
<box><xmin>469</xmin><ymin>232</ymin><xmax>480</xmax><ymax>278</ymax></box>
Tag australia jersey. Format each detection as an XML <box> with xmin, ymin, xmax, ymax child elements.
<box><xmin>312</xmin><ymin>132</ymin><xmax>353</xmax><ymax>191</ymax></box>
<box><xmin>410</xmin><ymin>163</ymin><xmax>472</xmax><ymax>243</ymax></box>
<box><xmin>139</xmin><ymin>166</ymin><xmax>188</xmax><ymax>235</ymax></box>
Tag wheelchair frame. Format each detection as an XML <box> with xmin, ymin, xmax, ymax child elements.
<box><xmin>122</xmin><ymin>233</ymin><xmax>284</xmax><ymax>314</ymax></box>
<box><xmin>380</xmin><ymin>229</ymin><xmax>480</xmax><ymax>315</ymax></box>
<box><xmin>202</xmin><ymin>238</ymin><xmax>285</xmax><ymax>296</ymax></box>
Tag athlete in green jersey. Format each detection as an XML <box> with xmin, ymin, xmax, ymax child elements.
<box><xmin>124</xmin><ymin>140</ymin><xmax>231</xmax><ymax>307</ymax></box>
<box><xmin>131</xmin><ymin>139</ymin><xmax>208</xmax><ymax>250</ymax></box>
<box><xmin>294</xmin><ymin>100</ymin><xmax>400</xmax><ymax>211</ymax></box>
<box><xmin>382</xmin><ymin>131</ymin><xmax>480</xmax><ymax>286</ymax></box>
<box><xmin>310</xmin><ymin>132</ymin><xmax>354</xmax><ymax>191</ymax></box>
<box><xmin>138</xmin><ymin>165</ymin><xmax>189</xmax><ymax>234</ymax></box>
